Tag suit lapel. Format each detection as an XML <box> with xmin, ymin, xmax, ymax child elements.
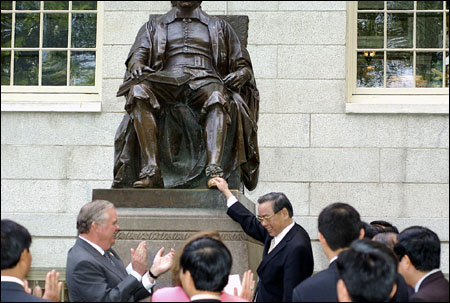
<box><xmin>258</xmin><ymin>225</ymin><xmax>297</xmax><ymax>273</ymax></box>
<box><xmin>76</xmin><ymin>238</ymin><xmax>127</xmax><ymax>279</ymax></box>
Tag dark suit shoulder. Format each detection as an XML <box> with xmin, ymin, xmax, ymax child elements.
<box><xmin>292</xmin><ymin>263</ymin><xmax>338</xmax><ymax>302</ymax></box>
<box><xmin>1</xmin><ymin>282</ymin><xmax>51</xmax><ymax>302</ymax></box>
<box><xmin>411</xmin><ymin>272</ymin><xmax>449</xmax><ymax>302</ymax></box>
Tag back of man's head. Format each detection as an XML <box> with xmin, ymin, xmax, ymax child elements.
<box><xmin>258</xmin><ymin>192</ymin><xmax>293</xmax><ymax>218</ymax></box>
<box><xmin>370</xmin><ymin>220</ymin><xmax>399</xmax><ymax>234</ymax></box>
<box><xmin>180</xmin><ymin>237</ymin><xmax>232</xmax><ymax>292</ymax></box>
<box><xmin>76</xmin><ymin>200</ymin><xmax>114</xmax><ymax>236</ymax></box>
<box><xmin>337</xmin><ymin>239</ymin><xmax>397</xmax><ymax>302</ymax></box>
<box><xmin>362</xmin><ymin>221</ymin><xmax>385</xmax><ymax>239</ymax></box>
<box><xmin>373</xmin><ymin>232</ymin><xmax>398</xmax><ymax>251</ymax></box>
<box><xmin>318</xmin><ymin>202</ymin><xmax>361</xmax><ymax>251</ymax></box>
<box><xmin>1</xmin><ymin>219</ymin><xmax>32</xmax><ymax>270</ymax></box>
<box><xmin>394</xmin><ymin>226</ymin><xmax>440</xmax><ymax>272</ymax></box>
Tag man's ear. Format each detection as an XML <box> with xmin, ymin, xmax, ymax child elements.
<box><xmin>337</xmin><ymin>279</ymin><xmax>352</xmax><ymax>302</ymax></box>
<box><xmin>389</xmin><ymin>283</ymin><xmax>398</xmax><ymax>300</ymax></box>
<box><xmin>180</xmin><ymin>269</ymin><xmax>196</xmax><ymax>297</ymax></box>
<box><xmin>358</xmin><ymin>228</ymin><xmax>365</xmax><ymax>240</ymax></box>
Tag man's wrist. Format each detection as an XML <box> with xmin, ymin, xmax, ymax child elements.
<box><xmin>148</xmin><ymin>269</ymin><xmax>159</xmax><ymax>280</ymax></box>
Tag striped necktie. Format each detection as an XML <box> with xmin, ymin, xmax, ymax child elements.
<box><xmin>268</xmin><ymin>239</ymin><xmax>276</xmax><ymax>254</ymax></box>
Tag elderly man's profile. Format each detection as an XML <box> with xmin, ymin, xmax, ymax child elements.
<box><xmin>112</xmin><ymin>1</ymin><xmax>259</xmax><ymax>190</ymax></box>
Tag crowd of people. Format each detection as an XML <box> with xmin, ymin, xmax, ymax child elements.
<box><xmin>1</xmin><ymin>177</ymin><xmax>448</xmax><ymax>302</ymax></box>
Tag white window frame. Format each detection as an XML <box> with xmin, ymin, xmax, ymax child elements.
<box><xmin>1</xmin><ymin>1</ymin><xmax>103</xmax><ymax>112</ymax></box>
<box><xmin>346</xmin><ymin>1</ymin><xmax>449</xmax><ymax>114</ymax></box>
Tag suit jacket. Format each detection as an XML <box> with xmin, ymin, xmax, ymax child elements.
<box><xmin>227</xmin><ymin>201</ymin><xmax>314</xmax><ymax>302</ymax></box>
<box><xmin>1</xmin><ymin>281</ymin><xmax>51</xmax><ymax>302</ymax></box>
<box><xmin>65</xmin><ymin>238</ymin><xmax>151</xmax><ymax>302</ymax></box>
<box><xmin>410</xmin><ymin>271</ymin><xmax>449</xmax><ymax>302</ymax></box>
<box><xmin>292</xmin><ymin>260</ymin><xmax>410</xmax><ymax>302</ymax></box>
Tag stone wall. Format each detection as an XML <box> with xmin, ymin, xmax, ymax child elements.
<box><xmin>1</xmin><ymin>1</ymin><xmax>448</xmax><ymax>277</ymax></box>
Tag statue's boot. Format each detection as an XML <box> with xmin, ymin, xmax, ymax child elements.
<box><xmin>133</xmin><ymin>170</ymin><xmax>164</xmax><ymax>188</ymax></box>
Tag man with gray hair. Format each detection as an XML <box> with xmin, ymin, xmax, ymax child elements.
<box><xmin>66</xmin><ymin>200</ymin><xmax>175</xmax><ymax>302</ymax></box>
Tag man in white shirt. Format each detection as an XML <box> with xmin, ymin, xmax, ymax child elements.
<box><xmin>394</xmin><ymin>226</ymin><xmax>449</xmax><ymax>302</ymax></box>
<box><xmin>1</xmin><ymin>219</ymin><xmax>61</xmax><ymax>302</ymax></box>
<box><xmin>66</xmin><ymin>200</ymin><xmax>175</xmax><ymax>302</ymax></box>
<box><xmin>211</xmin><ymin>177</ymin><xmax>314</xmax><ymax>302</ymax></box>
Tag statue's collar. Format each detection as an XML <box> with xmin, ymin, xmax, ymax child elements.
<box><xmin>164</xmin><ymin>7</ymin><xmax>209</xmax><ymax>25</ymax></box>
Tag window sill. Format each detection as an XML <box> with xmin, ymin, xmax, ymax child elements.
<box><xmin>346</xmin><ymin>95</ymin><xmax>449</xmax><ymax>114</ymax></box>
<box><xmin>1</xmin><ymin>93</ymin><xmax>102</xmax><ymax>112</ymax></box>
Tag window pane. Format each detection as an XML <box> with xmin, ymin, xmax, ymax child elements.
<box><xmin>1</xmin><ymin>13</ymin><xmax>12</xmax><ymax>48</ymax></box>
<box><xmin>16</xmin><ymin>1</ymin><xmax>40</xmax><ymax>10</ymax></box>
<box><xmin>417</xmin><ymin>13</ymin><xmax>443</xmax><ymax>48</ymax></box>
<box><xmin>446</xmin><ymin>12</ymin><xmax>449</xmax><ymax>48</ymax></box>
<box><xmin>72</xmin><ymin>1</ymin><xmax>97</xmax><ymax>10</ymax></box>
<box><xmin>43</xmin><ymin>13</ymin><xmax>69</xmax><ymax>48</ymax></box>
<box><xmin>358</xmin><ymin>1</ymin><xmax>384</xmax><ymax>10</ymax></box>
<box><xmin>446</xmin><ymin>53</ymin><xmax>449</xmax><ymax>87</ymax></box>
<box><xmin>387</xmin><ymin>1</ymin><xmax>414</xmax><ymax>10</ymax></box>
<box><xmin>15</xmin><ymin>13</ymin><xmax>40</xmax><ymax>48</ymax></box>
<box><xmin>71</xmin><ymin>13</ymin><xmax>97</xmax><ymax>48</ymax></box>
<box><xmin>387</xmin><ymin>52</ymin><xmax>413</xmax><ymax>87</ymax></box>
<box><xmin>357</xmin><ymin>51</ymin><xmax>384</xmax><ymax>87</ymax></box>
<box><xmin>70</xmin><ymin>51</ymin><xmax>95</xmax><ymax>86</ymax></box>
<box><xmin>14</xmin><ymin>51</ymin><xmax>38</xmax><ymax>85</ymax></box>
<box><xmin>416</xmin><ymin>52</ymin><xmax>443</xmax><ymax>87</ymax></box>
<box><xmin>42</xmin><ymin>51</ymin><xmax>67</xmax><ymax>86</ymax></box>
<box><xmin>44</xmin><ymin>1</ymin><xmax>69</xmax><ymax>10</ymax></box>
<box><xmin>358</xmin><ymin>13</ymin><xmax>384</xmax><ymax>48</ymax></box>
<box><xmin>1</xmin><ymin>51</ymin><xmax>11</xmax><ymax>85</ymax></box>
<box><xmin>417</xmin><ymin>1</ymin><xmax>443</xmax><ymax>10</ymax></box>
<box><xmin>387</xmin><ymin>13</ymin><xmax>413</xmax><ymax>48</ymax></box>
<box><xmin>1</xmin><ymin>1</ymin><xmax>12</xmax><ymax>10</ymax></box>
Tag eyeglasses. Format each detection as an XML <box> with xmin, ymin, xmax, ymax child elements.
<box><xmin>256</xmin><ymin>210</ymin><xmax>280</xmax><ymax>222</ymax></box>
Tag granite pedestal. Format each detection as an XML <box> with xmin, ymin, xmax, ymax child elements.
<box><xmin>92</xmin><ymin>188</ymin><xmax>264</xmax><ymax>296</ymax></box>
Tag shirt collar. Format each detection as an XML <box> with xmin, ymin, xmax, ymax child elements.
<box><xmin>79</xmin><ymin>235</ymin><xmax>105</xmax><ymax>256</ymax></box>
<box><xmin>415</xmin><ymin>269</ymin><xmax>441</xmax><ymax>293</ymax></box>
<box><xmin>273</xmin><ymin>221</ymin><xmax>295</xmax><ymax>246</ymax></box>
<box><xmin>190</xmin><ymin>294</ymin><xmax>221</xmax><ymax>301</ymax></box>
<box><xmin>1</xmin><ymin>276</ymin><xmax>25</xmax><ymax>287</ymax></box>
<box><xmin>166</xmin><ymin>7</ymin><xmax>209</xmax><ymax>25</ymax></box>
<box><xmin>329</xmin><ymin>256</ymin><xmax>338</xmax><ymax>265</ymax></box>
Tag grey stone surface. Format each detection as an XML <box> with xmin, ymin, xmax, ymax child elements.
<box><xmin>257</xmin><ymin>79</ymin><xmax>346</xmax><ymax>114</ymax></box>
<box><xmin>103</xmin><ymin>45</ymin><xmax>131</xmax><ymax>79</ymax></box>
<box><xmin>258</xmin><ymin>114</ymin><xmax>310</xmax><ymax>147</ymax></box>
<box><xmin>1</xmin><ymin>112</ymin><xmax>121</xmax><ymax>146</ymax></box>
<box><xmin>278</xmin><ymin>1</ymin><xmax>347</xmax><ymax>11</ymax></box>
<box><xmin>104</xmin><ymin>1</ymin><xmax>172</xmax><ymax>12</ymax></box>
<box><xmin>228</xmin><ymin>1</ymin><xmax>278</xmax><ymax>11</ymax></box>
<box><xmin>380</xmin><ymin>149</ymin><xmax>449</xmax><ymax>183</ymax></box>
<box><xmin>0</xmin><ymin>213</ymin><xmax>77</xmax><ymax>237</ymax></box>
<box><xmin>311</xmin><ymin>183</ymin><xmax>449</xmax><ymax>218</ymax></box>
<box><xmin>29</xmin><ymin>238</ymin><xmax>76</xmax><ymax>268</ymax></box>
<box><xmin>246</xmin><ymin>45</ymin><xmax>278</xmax><ymax>78</ymax></box>
<box><xmin>278</xmin><ymin>45</ymin><xmax>346</xmax><ymax>79</ymax></box>
<box><xmin>311</xmin><ymin>114</ymin><xmax>449</xmax><ymax>148</ymax></box>
<box><xmin>104</xmin><ymin>12</ymin><xmax>151</xmax><ymax>45</ymax></box>
<box><xmin>102</xmin><ymin>79</ymin><xmax>128</xmax><ymax>113</ymax></box>
<box><xmin>259</xmin><ymin>148</ymin><xmax>379</xmax><ymax>182</ymax></box>
<box><xmin>247</xmin><ymin>182</ymin><xmax>310</xmax><ymax>216</ymax></box>
<box><xmin>244</xmin><ymin>12</ymin><xmax>346</xmax><ymax>45</ymax></box>
<box><xmin>66</xmin><ymin>146</ymin><xmax>114</xmax><ymax>180</ymax></box>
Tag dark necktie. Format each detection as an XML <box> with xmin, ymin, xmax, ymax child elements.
<box><xmin>104</xmin><ymin>250</ymin><xmax>116</xmax><ymax>267</ymax></box>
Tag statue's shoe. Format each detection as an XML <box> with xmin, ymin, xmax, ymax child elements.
<box><xmin>133</xmin><ymin>174</ymin><xmax>164</xmax><ymax>188</ymax></box>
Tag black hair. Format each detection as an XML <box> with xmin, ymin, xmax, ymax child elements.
<box><xmin>1</xmin><ymin>219</ymin><xmax>32</xmax><ymax>270</ymax></box>
<box><xmin>394</xmin><ymin>226</ymin><xmax>440</xmax><ymax>271</ymax></box>
<box><xmin>362</xmin><ymin>221</ymin><xmax>385</xmax><ymax>239</ymax></box>
<box><xmin>257</xmin><ymin>192</ymin><xmax>293</xmax><ymax>217</ymax></box>
<box><xmin>180</xmin><ymin>237</ymin><xmax>232</xmax><ymax>292</ymax></box>
<box><xmin>337</xmin><ymin>239</ymin><xmax>397</xmax><ymax>302</ymax></box>
<box><xmin>370</xmin><ymin>220</ymin><xmax>399</xmax><ymax>234</ymax></box>
<box><xmin>318</xmin><ymin>202</ymin><xmax>361</xmax><ymax>251</ymax></box>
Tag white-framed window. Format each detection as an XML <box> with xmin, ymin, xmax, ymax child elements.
<box><xmin>347</xmin><ymin>1</ymin><xmax>449</xmax><ymax>114</ymax></box>
<box><xmin>1</xmin><ymin>1</ymin><xmax>103</xmax><ymax>112</ymax></box>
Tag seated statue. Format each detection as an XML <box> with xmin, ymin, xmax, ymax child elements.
<box><xmin>112</xmin><ymin>1</ymin><xmax>259</xmax><ymax>190</ymax></box>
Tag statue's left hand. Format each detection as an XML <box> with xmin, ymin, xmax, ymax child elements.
<box><xmin>224</xmin><ymin>70</ymin><xmax>249</xmax><ymax>90</ymax></box>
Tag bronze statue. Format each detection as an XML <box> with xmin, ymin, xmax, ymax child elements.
<box><xmin>112</xmin><ymin>1</ymin><xmax>259</xmax><ymax>190</ymax></box>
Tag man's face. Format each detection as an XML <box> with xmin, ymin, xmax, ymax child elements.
<box><xmin>97</xmin><ymin>208</ymin><xmax>120</xmax><ymax>250</ymax></box>
<box><xmin>173</xmin><ymin>1</ymin><xmax>201</xmax><ymax>9</ymax></box>
<box><xmin>257</xmin><ymin>201</ymin><xmax>286</xmax><ymax>237</ymax></box>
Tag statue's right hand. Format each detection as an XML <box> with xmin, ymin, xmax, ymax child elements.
<box><xmin>130</xmin><ymin>64</ymin><xmax>152</xmax><ymax>79</ymax></box>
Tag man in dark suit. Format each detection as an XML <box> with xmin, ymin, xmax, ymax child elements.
<box><xmin>66</xmin><ymin>200</ymin><xmax>175</xmax><ymax>302</ymax></box>
<box><xmin>1</xmin><ymin>219</ymin><xmax>61</xmax><ymax>302</ymax></box>
<box><xmin>179</xmin><ymin>237</ymin><xmax>232</xmax><ymax>302</ymax></box>
<box><xmin>212</xmin><ymin>178</ymin><xmax>314</xmax><ymax>302</ymax></box>
<box><xmin>394</xmin><ymin>226</ymin><xmax>449</xmax><ymax>302</ymax></box>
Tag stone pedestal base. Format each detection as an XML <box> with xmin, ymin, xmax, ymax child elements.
<box><xmin>92</xmin><ymin>189</ymin><xmax>263</xmax><ymax>295</ymax></box>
